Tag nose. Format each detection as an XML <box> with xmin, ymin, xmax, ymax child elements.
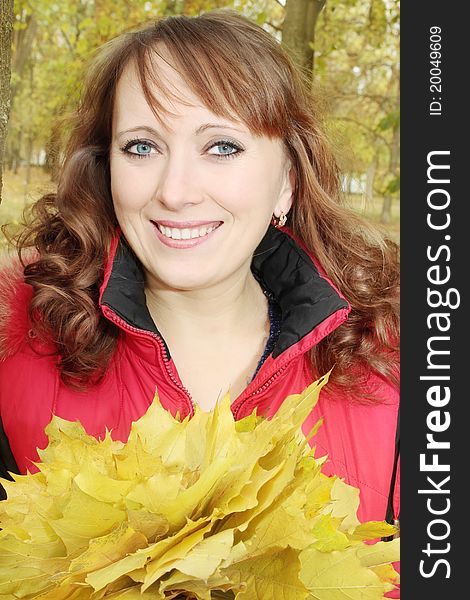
<box><xmin>155</xmin><ymin>151</ymin><xmax>202</xmax><ymax>211</ymax></box>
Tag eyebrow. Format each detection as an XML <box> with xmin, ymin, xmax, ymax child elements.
<box><xmin>116</xmin><ymin>122</ymin><xmax>246</xmax><ymax>138</ymax></box>
<box><xmin>116</xmin><ymin>125</ymin><xmax>160</xmax><ymax>138</ymax></box>
<box><xmin>196</xmin><ymin>123</ymin><xmax>245</xmax><ymax>135</ymax></box>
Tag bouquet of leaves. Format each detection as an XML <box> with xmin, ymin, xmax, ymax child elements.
<box><xmin>0</xmin><ymin>373</ymin><xmax>399</xmax><ymax>599</ymax></box>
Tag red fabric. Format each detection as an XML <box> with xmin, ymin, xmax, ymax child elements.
<box><xmin>0</xmin><ymin>233</ymin><xmax>400</xmax><ymax>530</ymax></box>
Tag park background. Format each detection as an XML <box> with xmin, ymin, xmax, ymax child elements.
<box><xmin>0</xmin><ymin>0</ymin><xmax>399</xmax><ymax>248</ymax></box>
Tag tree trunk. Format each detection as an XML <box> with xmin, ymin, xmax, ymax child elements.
<box><xmin>10</xmin><ymin>128</ymin><xmax>22</xmax><ymax>174</ymax></box>
<box><xmin>366</xmin><ymin>155</ymin><xmax>378</xmax><ymax>201</ymax></box>
<box><xmin>24</xmin><ymin>59</ymin><xmax>34</xmax><ymax>192</ymax></box>
<box><xmin>24</xmin><ymin>131</ymin><xmax>34</xmax><ymax>195</ymax></box>
<box><xmin>0</xmin><ymin>0</ymin><xmax>14</xmax><ymax>204</ymax></box>
<box><xmin>11</xmin><ymin>14</ymin><xmax>37</xmax><ymax>101</ymax></box>
<box><xmin>282</xmin><ymin>0</ymin><xmax>326</xmax><ymax>74</ymax></box>
<box><xmin>381</xmin><ymin>124</ymin><xmax>399</xmax><ymax>224</ymax></box>
<box><xmin>381</xmin><ymin>62</ymin><xmax>400</xmax><ymax>225</ymax></box>
<box><xmin>381</xmin><ymin>194</ymin><xmax>392</xmax><ymax>224</ymax></box>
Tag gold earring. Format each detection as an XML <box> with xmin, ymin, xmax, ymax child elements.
<box><xmin>272</xmin><ymin>212</ymin><xmax>287</xmax><ymax>228</ymax></box>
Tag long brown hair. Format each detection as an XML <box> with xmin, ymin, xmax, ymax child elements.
<box><xmin>11</xmin><ymin>9</ymin><xmax>399</xmax><ymax>396</ymax></box>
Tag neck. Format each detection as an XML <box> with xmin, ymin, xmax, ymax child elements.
<box><xmin>145</xmin><ymin>268</ymin><xmax>267</xmax><ymax>338</ymax></box>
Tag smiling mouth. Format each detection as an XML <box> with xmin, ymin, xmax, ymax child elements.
<box><xmin>153</xmin><ymin>222</ymin><xmax>222</xmax><ymax>240</ymax></box>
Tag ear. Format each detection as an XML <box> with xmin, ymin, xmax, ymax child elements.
<box><xmin>274</xmin><ymin>163</ymin><xmax>295</xmax><ymax>217</ymax></box>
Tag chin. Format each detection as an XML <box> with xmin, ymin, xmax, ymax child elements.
<box><xmin>153</xmin><ymin>270</ymin><xmax>215</xmax><ymax>292</ymax></box>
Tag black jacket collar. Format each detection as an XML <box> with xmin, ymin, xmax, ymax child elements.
<box><xmin>100</xmin><ymin>225</ymin><xmax>349</xmax><ymax>359</ymax></box>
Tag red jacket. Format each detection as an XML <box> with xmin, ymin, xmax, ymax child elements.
<box><xmin>0</xmin><ymin>226</ymin><xmax>399</xmax><ymax>525</ymax></box>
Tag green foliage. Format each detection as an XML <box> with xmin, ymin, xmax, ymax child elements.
<box><xmin>384</xmin><ymin>174</ymin><xmax>400</xmax><ymax>195</ymax></box>
<box><xmin>377</xmin><ymin>110</ymin><xmax>400</xmax><ymax>132</ymax></box>
<box><xmin>368</xmin><ymin>0</ymin><xmax>387</xmax><ymax>47</ymax></box>
<box><xmin>4</xmin><ymin>0</ymin><xmax>399</xmax><ymax>228</ymax></box>
<box><xmin>313</xmin><ymin>0</ymin><xmax>400</xmax><ymax>203</ymax></box>
<box><xmin>6</xmin><ymin>0</ymin><xmax>279</xmax><ymax>173</ymax></box>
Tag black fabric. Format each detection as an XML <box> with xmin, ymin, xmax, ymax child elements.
<box><xmin>100</xmin><ymin>238</ymin><xmax>169</xmax><ymax>357</ymax></box>
<box><xmin>101</xmin><ymin>225</ymin><xmax>348</xmax><ymax>361</ymax></box>
<box><xmin>383</xmin><ymin>405</ymin><xmax>400</xmax><ymax>541</ymax></box>
<box><xmin>250</xmin><ymin>289</ymin><xmax>282</xmax><ymax>382</ymax></box>
<box><xmin>101</xmin><ymin>238</ymin><xmax>159</xmax><ymax>335</ymax></box>
<box><xmin>0</xmin><ymin>416</ymin><xmax>20</xmax><ymax>500</ymax></box>
<box><xmin>251</xmin><ymin>226</ymin><xmax>348</xmax><ymax>358</ymax></box>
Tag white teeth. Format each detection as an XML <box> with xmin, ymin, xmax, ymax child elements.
<box><xmin>157</xmin><ymin>223</ymin><xmax>218</xmax><ymax>240</ymax></box>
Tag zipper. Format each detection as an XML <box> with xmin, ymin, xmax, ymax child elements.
<box><xmin>103</xmin><ymin>304</ymin><xmax>290</xmax><ymax>422</ymax></box>
<box><xmin>101</xmin><ymin>305</ymin><xmax>195</xmax><ymax>417</ymax></box>
<box><xmin>232</xmin><ymin>362</ymin><xmax>290</xmax><ymax>420</ymax></box>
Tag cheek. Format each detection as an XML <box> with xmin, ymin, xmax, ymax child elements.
<box><xmin>110</xmin><ymin>162</ymin><xmax>151</xmax><ymax>212</ymax></box>
<box><xmin>232</xmin><ymin>172</ymin><xmax>281</xmax><ymax>217</ymax></box>
<box><xmin>221</xmin><ymin>164</ymin><xmax>271</xmax><ymax>204</ymax></box>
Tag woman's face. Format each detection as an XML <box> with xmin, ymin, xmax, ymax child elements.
<box><xmin>110</xmin><ymin>58</ymin><xmax>293</xmax><ymax>292</ymax></box>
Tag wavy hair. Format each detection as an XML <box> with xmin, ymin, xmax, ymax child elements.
<box><xmin>11</xmin><ymin>9</ymin><xmax>399</xmax><ymax>397</ymax></box>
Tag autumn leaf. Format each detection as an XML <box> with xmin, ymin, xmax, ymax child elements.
<box><xmin>0</xmin><ymin>373</ymin><xmax>399</xmax><ymax>599</ymax></box>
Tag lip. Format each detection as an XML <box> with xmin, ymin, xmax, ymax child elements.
<box><xmin>154</xmin><ymin>220</ymin><xmax>222</xmax><ymax>228</ymax></box>
<box><xmin>151</xmin><ymin>220</ymin><xmax>222</xmax><ymax>249</ymax></box>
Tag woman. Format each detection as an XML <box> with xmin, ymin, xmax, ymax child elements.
<box><xmin>0</xmin><ymin>10</ymin><xmax>399</xmax><ymax>526</ymax></box>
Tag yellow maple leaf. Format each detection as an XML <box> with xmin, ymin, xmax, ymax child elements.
<box><xmin>0</xmin><ymin>374</ymin><xmax>399</xmax><ymax>599</ymax></box>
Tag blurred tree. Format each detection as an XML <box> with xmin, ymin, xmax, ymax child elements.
<box><xmin>0</xmin><ymin>0</ymin><xmax>14</xmax><ymax>204</ymax></box>
<box><xmin>5</xmin><ymin>0</ymin><xmax>251</xmax><ymax>180</ymax></box>
<box><xmin>282</xmin><ymin>0</ymin><xmax>326</xmax><ymax>73</ymax></box>
<box><xmin>313</xmin><ymin>0</ymin><xmax>400</xmax><ymax>222</ymax></box>
<box><xmin>3</xmin><ymin>0</ymin><xmax>399</xmax><ymax>227</ymax></box>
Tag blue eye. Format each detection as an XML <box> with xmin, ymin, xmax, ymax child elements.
<box><xmin>134</xmin><ymin>143</ymin><xmax>152</xmax><ymax>155</ymax></box>
<box><xmin>121</xmin><ymin>139</ymin><xmax>156</xmax><ymax>159</ymax></box>
<box><xmin>213</xmin><ymin>143</ymin><xmax>236</xmax><ymax>155</ymax></box>
<box><xmin>208</xmin><ymin>139</ymin><xmax>244</xmax><ymax>159</ymax></box>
